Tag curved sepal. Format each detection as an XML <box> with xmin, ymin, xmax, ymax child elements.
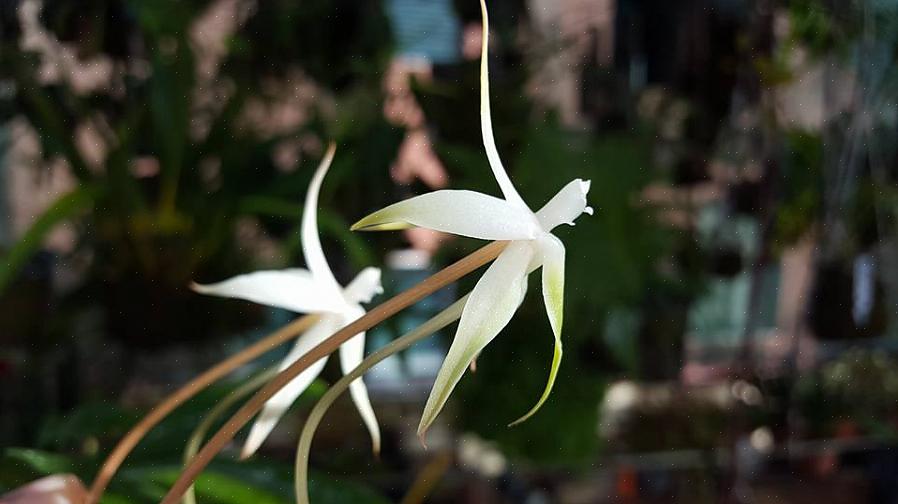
<box><xmin>191</xmin><ymin>269</ymin><xmax>343</xmax><ymax>314</ymax></box>
<box><xmin>240</xmin><ymin>317</ymin><xmax>339</xmax><ymax>458</ymax></box>
<box><xmin>417</xmin><ymin>242</ymin><xmax>533</xmax><ymax>440</ymax></box>
<box><xmin>509</xmin><ymin>234</ymin><xmax>565</xmax><ymax>426</ymax></box>
<box><xmin>478</xmin><ymin>0</ymin><xmax>527</xmax><ymax>209</ymax></box>
<box><xmin>351</xmin><ymin>190</ymin><xmax>540</xmax><ymax>240</ymax></box>
<box><xmin>338</xmin><ymin>306</ymin><xmax>381</xmax><ymax>454</ymax></box>
<box><xmin>301</xmin><ymin>143</ymin><xmax>342</xmax><ymax>295</ymax></box>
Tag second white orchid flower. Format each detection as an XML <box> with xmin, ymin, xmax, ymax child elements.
<box><xmin>192</xmin><ymin>145</ymin><xmax>383</xmax><ymax>458</ymax></box>
<box><xmin>352</xmin><ymin>0</ymin><xmax>592</xmax><ymax>439</ymax></box>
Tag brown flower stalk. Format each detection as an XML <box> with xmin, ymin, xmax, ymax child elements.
<box><xmin>85</xmin><ymin>314</ymin><xmax>319</xmax><ymax>504</ymax></box>
<box><xmin>158</xmin><ymin>241</ymin><xmax>507</xmax><ymax>504</ymax></box>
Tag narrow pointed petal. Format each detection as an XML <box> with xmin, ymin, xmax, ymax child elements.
<box><xmin>338</xmin><ymin>306</ymin><xmax>381</xmax><ymax>454</ymax></box>
<box><xmin>351</xmin><ymin>190</ymin><xmax>540</xmax><ymax>240</ymax></box>
<box><xmin>478</xmin><ymin>0</ymin><xmax>527</xmax><ymax>209</ymax></box>
<box><xmin>191</xmin><ymin>269</ymin><xmax>343</xmax><ymax>314</ymax></box>
<box><xmin>418</xmin><ymin>242</ymin><xmax>534</xmax><ymax>439</ymax></box>
<box><xmin>241</xmin><ymin>317</ymin><xmax>339</xmax><ymax>458</ymax></box>
<box><xmin>301</xmin><ymin>143</ymin><xmax>342</xmax><ymax>295</ymax></box>
<box><xmin>535</xmin><ymin>179</ymin><xmax>593</xmax><ymax>231</ymax></box>
<box><xmin>510</xmin><ymin>234</ymin><xmax>565</xmax><ymax>426</ymax></box>
<box><xmin>342</xmin><ymin>267</ymin><xmax>383</xmax><ymax>305</ymax></box>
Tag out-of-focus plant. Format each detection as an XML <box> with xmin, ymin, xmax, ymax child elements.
<box><xmin>0</xmin><ymin>0</ymin><xmax>400</xmax><ymax>348</ymax></box>
<box><xmin>772</xmin><ymin>129</ymin><xmax>823</xmax><ymax>249</ymax></box>
<box><xmin>609</xmin><ymin>395</ymin><xmax>733</xmax><ymax>453</ymax></box>
<box><xmin>0</xmin><ymin>380</ymin><xmax>389</xmax><ymax>504</ymax></box>
<box><xmin>788</xmin><ymin>0</ymin><xmax>837</xmax><ymax>54</ymax></box>
<box><xmin>795</xmin><ymin>349</ymin><xmax>898</xmax><ymax>438</ymax></box>
<box><xmin>0</xmin><ymin>0</ymin><xmax>272</xmax><ymax>345</ymax></box>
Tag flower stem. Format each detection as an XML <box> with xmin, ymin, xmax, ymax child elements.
<box><xmin>182</xmin><ymin>367</ymin><xmax>278</xmax><ymax>504</ymax></box>
<box><xmin>294</xmin><ymin>296</ymin><xmax>468</xmax><ymax>504</ymax></box>
<box><xmin>159</xmin><ymin>241</ymin><xmax>507</xmax><ymax>504</ymax></box>
<box><xmin>86</xmin><ymin>315</ymin><xmax>319</xmax><ymax>504</ymax></box>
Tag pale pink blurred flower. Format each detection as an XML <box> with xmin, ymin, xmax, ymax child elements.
<box><xmin>0</xmin><ymin>474</ymin><xmax>87</xmax><ymax>504</ymax></box>
<box><xmin>18</xmin><ymin>0</ymin><xmax>113</xmax><ymax>95</ymax></box>
<box><xmin>390</xmin><ymin>131</ymin><xmax>448</xmax><ymax>189</ymax></box>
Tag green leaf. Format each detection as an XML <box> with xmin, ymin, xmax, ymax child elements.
<box><xmin>2</xmin><ymin>448</ymin><xmax>77</xmax><ymax>475</ymax></box>
<box><xmin>0</xmin><ymin>185</ymin><xmax>98</xmax><ymax>292</ymax></box>
<box><xmin>140</xmin><ymin>467</ymin><xmax>290</xmax><ymax>504</ymax></box>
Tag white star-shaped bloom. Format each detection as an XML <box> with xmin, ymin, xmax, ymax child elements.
<box><xmin>193</xmin><ymin>145</ymin><xmax>382</xmax><ymax>457</ymax></box>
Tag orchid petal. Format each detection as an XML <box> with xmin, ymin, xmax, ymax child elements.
<box><xmin>241</xmin><ymin>317</ymin><xmax>339</xmax><ymax>458</ymax></box>
<box><xmin>191</xmin><ymin>269</ymin><xmax>343</xmax><ymax>314</ymax></box>
<box><xmin>535</xmin><ymin>179</ymin><xmax>593</xmax><ymax>231</ymax></box>
<box><xmin>342</xmin><ymin>267</ymin><xmax>383</xmax><ymax>305</ymax></box>
<box><xmin>418</xmin><ymin>242</ymin><xmax>533</xmax><ymax>438</ymax></box>
<box><xmin>301</xmin><ymin>143</ymin><xmax>342</xmax><ymax>296</ymax></box>
<box><xmin>338</xmin><ymin>306</ymin><xmax>381</xmax><ymax>454</ymax></box>
<box><xmin>351</xmin><ymin>190</ymin><xmax>540</xmax><ymax>240</ymax></box>
<box><xmin>478</xmin><ymin>0</ymin><xmax>527</xmax><ymax>210</ymax></box>
<box><xmin>510</xmin><ymin>234</ymin><xmax>565</xmax><ymax>426</ymax></box>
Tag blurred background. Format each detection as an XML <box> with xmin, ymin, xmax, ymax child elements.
<box><xmin>2</xmin><ymin>0</ymin><xmax>898</xmax><ymax>502</ymax></box>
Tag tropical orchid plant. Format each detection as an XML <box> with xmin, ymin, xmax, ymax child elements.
<box><xmin>74</xmin><ymin>2</ymin><xmax>595</xmax><ymax>502</ymax></box>
<box><xmin>191</xmin><ymin>144</ymin><xmax>383</xmax><ymax>458</ymax></box>
<box><xmin>352</xmin><ymin>0</ymin><xmax>592</xmax><ymax>439</ymax></box>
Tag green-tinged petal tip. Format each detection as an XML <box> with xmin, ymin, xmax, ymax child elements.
<box><xmin>350</xmin><ymin>213</ymin><xmax>414</xmax><ymax>232</ymax></box>
<box><xmin>508</xmin><ymin>341</ymin><xmax>563</xmax><ymax>427</ymax></box>
<box><xmin>508</xmin><ymin>234</ymin><xmax>565</xmax><ymax>427</ymax></box>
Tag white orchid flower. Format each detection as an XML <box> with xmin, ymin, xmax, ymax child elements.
<box><xmin>351</xmin><ymin>0</ymin><xmax>592</xmax><ymax>438</ymax></box>
<box><xmin>192</xmin><ymin>144</ymin><xmax>383</xmax><ymax>458</ymax></box>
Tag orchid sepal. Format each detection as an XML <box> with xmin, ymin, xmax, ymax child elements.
<box><xmin>351</xmin><ymin>189</ymin><xmax>540</xmax><ymax>240</ymax></box>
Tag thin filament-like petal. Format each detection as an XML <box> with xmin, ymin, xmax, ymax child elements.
<box><xmin>191</xmin><ymin>269</ymin><xmax>343</xmax><ymax>314</ymax></box>
<box><xmin>240</xmin><ymin>317</ymin><xmax>339</xmax><ymax>458</ymax></box>
<box><xmin>510</xmin><ymin>234</ymin><xmax>565</xmax><ymax>426</ymax></box>
<box><xmin>535</xmin><ymin>179</ymin><xmax>593</xmax><ymax>231</ymax></box>
<box><xmin>418</xmin><ymin>242</ymin><xmax>533</xmax><ymax>438</ymax></box>
<box><xmin>351</xmin><ymin>190</ymin><xmax>540</xmax><ymax>240</ymax></box>
<box><xmin>301</xmin><ymin>143</ymin><xmax>342</xmax><ymax>295</ymax></box>
<box><xmin>342</xmin><ymin>267</ymin><xmax>384</xmax><ymax>305</ymax></box>
<box><xmin>479</xmin><ymin>0</ymin><xmax>527</xmax><ymax>209</ymax></box>
<box><xmin>338</xmin><ymin>306</ymin><xmax>381</xmax><ymax>454</ymax></box>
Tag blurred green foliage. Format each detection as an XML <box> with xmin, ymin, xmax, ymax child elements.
<box><xmin>795</xmin><ymin>349</ymin><xmax>898</xmax><ymax>439</ymax></box>
<box><xmin>8</xmin><ymin>0</ymin><xmax>887</xmax><ymax>490</ymax></box>
<box><xmin>0</xmin><ymin>0</ymin><xmax>401</xmax><ymax>347</ymax></box>
<box><xmin>788</xmin><ymin>0</ymin><xmax>836</xmax><ymax>53</ymax></box>
<box><xmin>0</xmin><ymin>378</ymin><xmax>391</xmax><ymax>503</ymax></box>
<box><xmin>773</xmin><ymin>129</ymin><xmax>823</xmax><ymax>249</ymax></box>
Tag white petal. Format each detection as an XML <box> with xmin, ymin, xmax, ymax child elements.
<box><xmin>478</xmin><ymin>0</ymin><xmax>528</xmax><ymax>210</ymax></box>
<box><xmin>241</xmin><ymin>317</ymin><xmax>339</xmax><ymax>458</ymax></box>
<box><xmin>536</xmin><ymin>179</ymin><xmax>593</xmax><ymax>231</ymax></box>
<box><xmin>191</xmin><ymin>269</ymin><xmax>343</xmax><ymax>314</ymax></box>
<box><xmin>510</xmin><ymin>233</ymin><xmax>565</xmax><ymax>426</ymax></box>
<box><xmin>351</xmin><ymin>190</ymin><xmax>540</xmax><ymax>240</ymax></box>
<box><xmin>418</xmin><ymin>241</ymin><xmax>533</xmax><ymax>438</ymax></box>
<box><xmin>301</xmin><ymin>143</ymin><xmax>343</xmax><ymax>296</ymax></box>
<box><xmin>338</xmin><ymin>306</ymin><xmax>381</xmax><ymax>454</ymax></box>
<box><xmin>342</xmin><ymin>267</ymin><xmax>383</xmax><ymax>305</ymax></box>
